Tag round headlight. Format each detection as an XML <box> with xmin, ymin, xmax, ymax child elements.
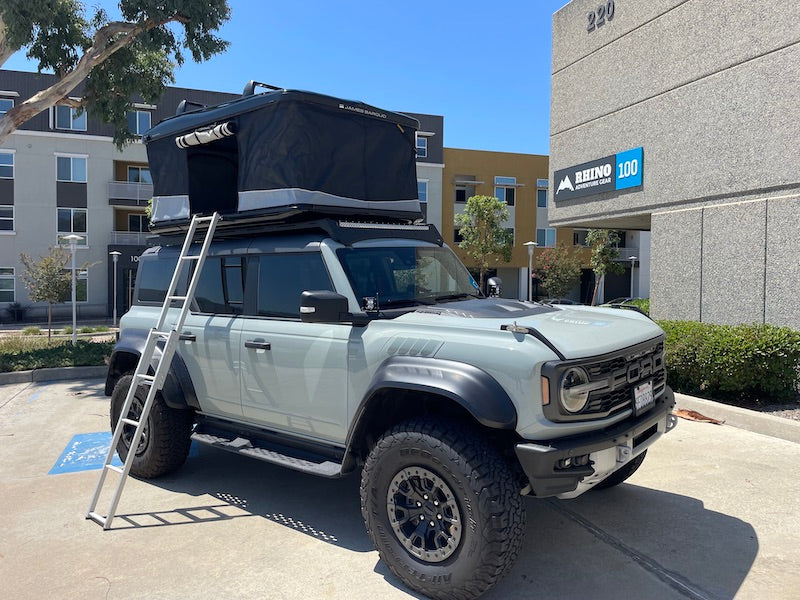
<box><xmin>560</xmin><ymin>367</ymin><xmax>590</xmax><ymax>413</ymax></box>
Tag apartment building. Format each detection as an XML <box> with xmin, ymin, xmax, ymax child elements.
<box><xmin>442</xmin><ymin>148</ymin><xmax>603</xmax><ymax>301</ymax></box>
<box><xmin>0</xmin><ymin>70</ymin><xmax>443</xmax><ymax>322</ymax></box>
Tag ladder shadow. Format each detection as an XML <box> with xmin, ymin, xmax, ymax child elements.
<box><xmin>109</xmin><ymin>444</ymin><xmax>372</xmax><ymax>552</ymax></box>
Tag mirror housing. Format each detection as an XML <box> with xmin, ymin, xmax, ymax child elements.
<box><xmin>300</xmin><ymin>290</ymin><xmax>350</xmax><ymax>323</ymax></box>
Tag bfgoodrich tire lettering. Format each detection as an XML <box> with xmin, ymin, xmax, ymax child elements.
<box><xmin>110</xmin><ymin>374</ymin><xmax>194</xmax><ymax>478</ymax></box>
<box><xmin>361</xmin><ymin>419</ymin><xmax>525</xmax><ymax>600</ymax></box>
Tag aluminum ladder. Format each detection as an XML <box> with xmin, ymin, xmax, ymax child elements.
<box><xmin>87</xmin><ymin>212</ymin><xmax>220</xmax><ymax>529</ymax></box>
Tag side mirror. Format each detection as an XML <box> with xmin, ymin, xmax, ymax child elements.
<box><xmin>300</xmin><ymin>290</ymin><xmax>350</xmax><ymax>323</ymax></box>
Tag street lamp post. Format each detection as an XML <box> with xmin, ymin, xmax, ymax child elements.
<box><xmin>64</xmin><ymin>234</ymin><xmax>83</xmax><ymax>345</ymax></box>
<box><xmin>628</xmin><ymin>255</ymin><xmax>638</xmax><ymax>298</ymax></box>
<box><xmin>524</xmin><ymin>241</ymin><xmax>538</xmax><ymax>302</ymax></box>
<box><xmin>109</xmin><ymin>251</ymin><xmax>122</xmax><ymax>328</ymax></box>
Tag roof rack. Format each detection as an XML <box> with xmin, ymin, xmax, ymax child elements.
<box><xmin>148</xmin><ymin>217</ymin><xmax>443</xmax><ymax>248</ymax></box>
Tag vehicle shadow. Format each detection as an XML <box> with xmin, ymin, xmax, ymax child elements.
<box><xmin>114</xmin><ymin>445</ymin><xmax>757</xmax><ymax>600</ymax></box>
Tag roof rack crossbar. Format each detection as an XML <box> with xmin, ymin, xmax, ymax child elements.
<box><xmin>176</xmin><ymin>99</ymin><xmax>207</xmax><ymax>115</ymax></box>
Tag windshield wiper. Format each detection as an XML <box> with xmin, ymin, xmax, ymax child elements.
<box><xmin>434</xmin><ymin>292</ymin><xmax>481</xmax><ymax>303</ymax></box>
<box><xmin>380</xmin><ymin>298</ymin><xmax>435</xmax><ymax>308</ymax></box>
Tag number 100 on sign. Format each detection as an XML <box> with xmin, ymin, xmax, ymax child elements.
<box><xmin>614</xmin><ymin>147</ymin><xmax>643</xmax><ymax>191</ymax></box>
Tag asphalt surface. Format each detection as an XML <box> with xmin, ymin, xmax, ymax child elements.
<box><xmin>1</xmin><ymin>378</ymin><xmax>799</xmax><ymax>600</ymax></box>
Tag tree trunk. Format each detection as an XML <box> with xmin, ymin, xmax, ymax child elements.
<box><xmin>591</xmin><ymin>273</ymin><xmax>604</xmax><ymax>306</ymax></box>
<box><xmin>47</xmin><ymin>303</ymin><xmax>52</xmax><ymax>344</ymax></box>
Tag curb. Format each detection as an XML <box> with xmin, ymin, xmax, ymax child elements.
<box><xmin>675</xmin><ymin>392</ymin><xmax>800</xmax><ymax>445</ymax></box>
<box><xmin>0</xmin><ymin>365</ymin><xmax>107</xmax><ymax>385</ymax></box>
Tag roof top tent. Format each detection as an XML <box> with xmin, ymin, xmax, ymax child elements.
<box><xmin>143</xmin><ymin>81</ymin><xmax>422</xmax><ymax>233</ymax></box>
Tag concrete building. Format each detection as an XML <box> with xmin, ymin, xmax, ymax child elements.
<box><xmin>0</xmin><ymin>70</ymin><xmax>443</xmax><ymax>322</ymax></box>
<box><xmin>442</xmin><ymin>147</ymin><xmax>589</xmax><ymax>301</ymax></box>
<box><xmin>549</xmin><ymin>0</ymin><xmax>800</xmax><ymax>327</ymax></box>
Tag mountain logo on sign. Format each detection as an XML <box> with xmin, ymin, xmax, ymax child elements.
<box><xmin>556</xmin><ymin>175</ymin><xmax>574</xmax><ymax>194</ymax></box>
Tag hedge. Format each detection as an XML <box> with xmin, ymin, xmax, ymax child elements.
<box><xmin>658</xmin><ymin>320</ymin><xmax>800</xmax><ymax>403</ymax></box>
<box><xmin>0</xmin><ymin>338</ymin><xmax>114</xmax><ymax>372</ymax></box>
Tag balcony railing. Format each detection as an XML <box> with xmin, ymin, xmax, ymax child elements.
<box><xmin>613</xmin><ymin>247</ymin><xmax>641</xmax><ymax>260</ymax></box>
<box><xmin>108</xmin><ymin>181</ymin><xmax>153</xmax><ymax>205</ymax></box>
<box><xmin>109</xmin><ymin>231</ymin><xmax>151</xmax><ymax>246</ymax></box>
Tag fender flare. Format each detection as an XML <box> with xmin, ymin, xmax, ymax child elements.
<box><xmin>105</xmin><ymin>328</ymin><xmax>199</xmax><ymax>410</ymax></box>
<box><xmin>348</xmin><ymin>355</ymin><xmax>517</xmax><ymax>445</ymax></box>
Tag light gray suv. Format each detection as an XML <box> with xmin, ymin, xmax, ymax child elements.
<box><xmin>105</xmin><ymin>218</ymin><xmax>675</xmax><ymax>599</ymax></box>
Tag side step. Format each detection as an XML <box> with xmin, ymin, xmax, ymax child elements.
<box><xmin>191</xmin><ymin>432</ymin><xmax>343</xmax><ymax>478</ymax></box>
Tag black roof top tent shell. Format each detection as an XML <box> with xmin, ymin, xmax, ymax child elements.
<box><xmin>143</xmin><ymin>81</ymin><xmax>422</xmax><ymax>233</ymax></box>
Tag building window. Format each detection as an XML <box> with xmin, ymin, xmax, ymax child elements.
<box><xmin>415</xmin><ymin>135</ymin><xmax>428</xmax><ymax>158</ymax></box>
<box><xmin>455</xmin><ymin>187</ymin><xmax>467</xmax><ymax>203</ymax></box>
<box><xmin>0</xmin><ymin>98</ymin><xmax>13</xmax><ymax>116</ymax></box>
<box><xmin>573</xmin><ymin>229</ymin><xmax>589</xmax><ymax>246</ymax></box>
<box><xmin>505</xmin><ymin>227</ymin><xmax>515</xmax><ymax>245</ymax></box>
<box><xmin>453</xmin><ymin>228</ymin><xmax>463</xmax><ymax>244</ymax></box>
<box><xmin>0</xmin><ymin>151</ymin><xmax>13</xmax><ymax>179</ymax></box>
<box><xmin>0</xmin><ymin>267</ymin><xmax>14</xmax><ymax>302</ymax></box>
<box><xmin>56</xmin><ymin>155</ymin><xmax>87</xmax><ymax>183</ymax></box>
<box><xmin>536</xmin><ymin>227</ymin><xmax>557</xmax><ymax>248</ymax></box>
<box><xmin>417</xmin><ymin>180</ymin><xmax>428</xmax><ymax>203</ymax></box>
<box><xmin>128</xmin><ymin>213</ymin><xmax>149</xmax><ymax>232</ymax></box>
<box><xmin>60</xmin><ymin>269</ymin><xmax>88</xmax><ymax>302</ymax></box>
<box><xmin>127</xmin><ymin>110</ymin><xmax>152</xmax><ymax>136</ymax></box>
<box><xmin>494</xmin><ymin>176</ymin><xmax>516</xmax><ymax>206</ymax></box>
<box><xmin>0</xmin><ymin>206</ymin><xmax>14</xmax><ymax>231</ymax></box>
<box><xmin>537</xmin><ymin>189</ymin><xmax>548</xmax><ymax>208</ymax></box>
<box><xmin>127</xmin><ymin>166</ymin><xmax>152</xmax><ymax>184</ymax></box>
<box><xmin>55</xmin><ymin>105</ymin><xmax>87</xmax><ymax>131</ymax></box>
<box><xmin>537</xmin><ymin>178</ymin><xmax>549</xmax><ymax>188</ymax></box>
<box><xmin>57</xmin><ymin>207</ymin><xmax>88</xmax><ymax>245</ymax></box>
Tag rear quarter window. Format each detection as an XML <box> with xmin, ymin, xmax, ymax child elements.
<box><xmin>136</xmin><ymin>254</ymin><xmax>182</xmax><ymax>303</ymax></box>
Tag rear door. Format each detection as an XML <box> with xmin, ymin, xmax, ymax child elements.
<box><xmin>239</xmin><ymin>251</ymin><xmax>350</xmax><ymax>444</ymax></box>
<box><xmin>178</xmin><ymin>254</ymin><xmax>246</xmax><ymax>418</ymax></box>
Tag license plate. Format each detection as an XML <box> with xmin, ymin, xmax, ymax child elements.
<box><xmin>633</xmin><ymin>381</ymin><xmax>654</xmax><ymax>415</ymax></box>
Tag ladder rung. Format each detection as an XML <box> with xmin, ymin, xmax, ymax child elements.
<box><xmin>106</xmin><ymin>464</ymin><xmax>124</xmax><ymax>474</ymax></box>
<box><xmin>120</xmin><ymin>418</ymin><xmax>139</xmax><ymax>427</ymax></box>
<box><xmin>151</xmin><ymin>330</ymin><xmax>171</xmax><ymax>338</ymax></box>
<box><xmin>181</xmin><ymin>255</ymin><xmax>201</xmax><ymax>261</ymax></box>
<box><xmin>135</xmin><ymin>374</ymin><xmax>155</xmax><ymax>381</ymax></box>
<box><xmin>168</xmin><ymin>295</ymin><xmax>188</xmax><ymax>301</ymax></box>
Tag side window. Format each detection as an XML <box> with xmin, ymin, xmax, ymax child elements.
<box><xmin>256</xmin><ymin>253</ymin><xmax>333</xmax><ymax>318</ymax></box>
<box><xmin>194</xmin><ymin>256</ymin><xmax>245</xmax><ymax>314</ymax></box>
<box><xmin>136</xmin><ymin>254</ymin><xmax>182</xmax><ymax>303</ymax></box>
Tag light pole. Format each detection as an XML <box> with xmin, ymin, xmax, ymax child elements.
<box><xmin>524</xmin><ymin>241</ymin><xmax>538</xmax><ymax>302</ymax></box>
<box><xmin>64</xmin><ymin>234</ymin><xmax>83</xmax><ymax>345</ymax></box>
<box><xmin>628</xmin><ymin>255</ymin><xmax>638</xmax><ymax>298</ymax></box>
<box><xmin>109</xmin><ymin>251</ymin><xmax>122</xmax><ymax>328</ymax></box>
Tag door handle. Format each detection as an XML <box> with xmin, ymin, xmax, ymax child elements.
<box><xmin>245</xmin><ymin>340</ymin><xmax>271</xmax><ymax>350</ymax></box>
<box><xmin>179</xmin><ymin>332</ymin><xmax>196</xmax><ymax>342</ymax></box>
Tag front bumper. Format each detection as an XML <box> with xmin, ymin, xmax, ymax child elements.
<box><xmin>516</xmin><ymin>386</ymin><xmax>677</xmax><ymax>498</ymax></box>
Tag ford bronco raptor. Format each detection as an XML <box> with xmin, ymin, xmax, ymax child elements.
<box><xmin>104</xmin><ymin>83</ymin><xmax>676</xmax><ymax>599</ymax></box>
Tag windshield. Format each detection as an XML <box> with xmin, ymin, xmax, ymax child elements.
<box><xmin>337</xmin><ymin>245</ymin><xmax>481</xmax><ymax>308</ymax></box>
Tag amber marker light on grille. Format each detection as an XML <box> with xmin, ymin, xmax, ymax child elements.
<box><xmin>541</xmin><ymin>376</ymin><xmax>550</xmax><ymax>406</ymax></box>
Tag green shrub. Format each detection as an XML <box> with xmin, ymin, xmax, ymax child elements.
<box><xmin>21</xmin><ymin>326</ymin><xmax>42</xmax><ymax>336</ymax></box>
<box><xmin>79</xmin><ymin>326</ymin><xmax>94</xmax><ymax>333</ymax></box>
<box><xmin>93</xmin><ymin>325</ymin><xmax>110</xmax><ymax>332</ymax></box>
<box><xmin>62</xmin><ymin>326</ymin><xmax>73</xmax><ymax>335</ymax></box>
<box><xmin>658</xmin><ymin>320</ymin><xmax>800</xmax><ymax>403</ymax></box>
<box><xmin>0</xmin><ymin>338</ymin><xmax>114</xmax><ymax>372</ymax></box>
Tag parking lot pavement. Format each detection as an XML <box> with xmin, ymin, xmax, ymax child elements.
<box><xmin>1</xmin><ymin>379</ymin><xmax>799</xmax><ymax>600</ymax></box>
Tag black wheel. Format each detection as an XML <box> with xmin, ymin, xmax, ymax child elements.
<box><xmin>110</xmin><ymin>374</ymin><xmax>194</xmax><ymax>478</ymax></box>
<box><xmin>360</xmin><ymin>419</ymin><xmax>525</xmax><ymax>600</ymax></box>
<box><xmin>593</xmin><ymin>450</ymin><xmax>647</xmax><ymax>490</ymax></box>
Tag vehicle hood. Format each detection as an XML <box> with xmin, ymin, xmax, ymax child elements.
<box><xmin>403</xmin><ymin>298</ymin><xmax>664</xmax><ymax>359</ymax></box>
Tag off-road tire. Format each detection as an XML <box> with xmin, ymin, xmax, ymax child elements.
<box><xmin>360</xmin><ymin>418</ymin><xmax>525</xmax><ymax>600</ymax></box>
<box><xmin>594</xmin><ymin>450</ymin><xmax>647</xmax><ymax>490</ymax></box>
<box><xmin>110</xmin><ymin>374</ymin><xmax>194</xmax><ymax>478</ymax></box>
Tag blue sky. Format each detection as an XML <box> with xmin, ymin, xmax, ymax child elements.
<box><xmin>4</xmin><ymin>0</ymin><xmax>570</xmax><ymax>155</ymax></box>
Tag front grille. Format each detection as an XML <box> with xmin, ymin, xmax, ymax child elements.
<box><xmin>542</xmin><ymin>337</ymin><xmax>666</xmax><ymax>422</ymax></box>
